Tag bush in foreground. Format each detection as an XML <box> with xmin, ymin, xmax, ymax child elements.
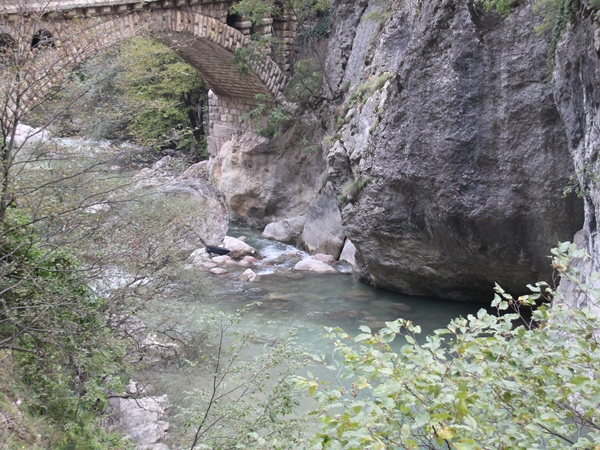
<box><xmin>294</xmin><ymin>243</ymin><xmax>600</xmax><ymax>449</ymax></box>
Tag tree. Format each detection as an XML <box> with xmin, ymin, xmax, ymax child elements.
<box><xmin>115</xmin><ymin>36</ymin><xmax>208</xmax><ymax>154</ymax></box>
<box><xmin>293</xmin><ymin>242</ymin><xmax>600</xmax><ymax>449</ymax></box>
<box><xmin>178</xmin><ymin>306</ymin><xmax>307</xmax><ymax>450</ymax></box>
<box><xmin>0</xmin><ymin>3</ymin><xmax>215</xmax><ymax>446</ymax></box>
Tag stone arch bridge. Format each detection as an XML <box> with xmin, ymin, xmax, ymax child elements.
<box><xmin>1</xmin><ymin>0</ymin><xmax>297</xmax><ymax>153</ymax></box>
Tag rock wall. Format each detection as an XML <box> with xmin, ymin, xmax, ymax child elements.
<box><xmin>553</xmin><ymin>0</ymin><xmax>600</xmax><ymax>313</ymax></box>
<box><xmin>209</xmin><ymin>0</ymin><xmax>600</xmax><ymax>303</ymax></box>
<box><xmin>321</xmin><ymin>0</ymin><xmax>583</xmax><ymax>301</ymax></box>
<box><xmin>209</xmin><ymin>112</ymin><xmax>326</xmax><ymax>228</ymax></box>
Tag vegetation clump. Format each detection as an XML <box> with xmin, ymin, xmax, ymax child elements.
<box><xmin>478</xmin><ymin>0</ymin><xmax>514</xmax><ymax>17</ymax></box>
<box><xmin>1</xmin><ymin>210</ymin><xmax>129</xmax><ymax>449</ymax></box>
<box><xmin>535</xmin><ymin>0</ymin><xmax>580</xmax><ymax>66</ymax></box>
<box><xmin>242</xmin><ymin>93</ymin><xmax>291</xmax><ymax>139</ymax></box>
<box><xmin>338</xmin><ymin>167</ymin><xmax>372</xmax><ymax>204</ymax></box>
<box><xmin>294</xmin><ymin>242</ymin><xmax>600</xmax><ymax>449</ymax></box>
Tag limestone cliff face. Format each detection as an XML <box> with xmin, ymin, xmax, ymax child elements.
<box><xmin>210</xmin><ymin>0</ymin><xmax>595</xmax><ymax>302</ymax></box>
<box><xmin>553</xmin><ymin>0</ymin><xmax>600</xmax><ymax>313</ymax></box>
<box><xmin>209</xmin><ymin>113</ymin><xmax>325</xmax><ymax>227</ymax></box>
<box><xmin>322</xmin><ymin>0</ymin><xmax>583</xmax><ymax>301</ymax></box>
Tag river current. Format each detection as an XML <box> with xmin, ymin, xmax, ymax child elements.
<box><xmin>214</xmin><ymin>224</ymin><xmax>487</xmax><ymax>352</ymax></box>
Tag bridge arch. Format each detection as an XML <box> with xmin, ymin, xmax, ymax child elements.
<box><xmin>83</xmin><ymin>9</ymin><xmax>287</xmax><ymax>99</ymax></box>
<box><xmin>2</xmin><ymin>4</ymin><xmax>291</xmax><ymax>155</ymax></box>
<box><xmin>54</xmin><ymin>8</ymin><xmax>289</xmax><ymax>153</ymax></box>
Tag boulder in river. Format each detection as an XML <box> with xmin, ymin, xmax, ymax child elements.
<box><xmin>161</xmin><ymin>178</ymin><xmax>229</xmax><ymax>250</ymax></box>
<box><xmin>339</xmin><ymin>239</ymin><xmax>356</xmax><ymax>267</ymax></box>
<box><xmin>188</xmin><ymin>248</ymin><xmax>210</xmax><ymax>265</ymax></box>
<box><xmin>262</xmin><ymin>216</ymin><xmax>306</xmax><ymax>245</ymax></box>
<box><xmin>294</xmin><ymin>259</ymin><xmax>338</xmax><ymax>273</ymax></box>
<box><xmin>223</xmin><ymin>236</ymin><xmax>259</xmax><ymax>258</ymax></box>
<box><xmin>105</xmin><ymin>395</ymin><xmax>169</xmax><ymax>448</ymax></box>
<box><xmin>300</xmin><ymin>186</ymin><xmax>345</xmax><ymax>259</ymax></box>
<box><xmin>240</xmin><ymin>269</ymin><xmax>260</xmax><ymax>282</ymax></box>
<box><xmin>238</xmin><ymin>255</ymin><xmax>259</xmax><ymax>266</ymax></box>
<box><xmin>312</xmin><ymin>253</ymin><xmax>336</xmax><ymax>265</ymax></box>
<box><xmin>212</xmin><ymin>255</ymin><xmax>233</xmax><ymax>264</ymax></box>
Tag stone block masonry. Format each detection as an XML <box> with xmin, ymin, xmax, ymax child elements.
<box><xmin>2</xmin><ymin>0</ymin><xmax>295</xmax><ymax>154</ymax></box>
<box><xmin>207</xmin><ymin>91</ymin><xmax>258</xmax><ymax>156</ymax></box>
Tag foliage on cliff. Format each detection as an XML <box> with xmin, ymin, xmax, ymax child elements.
<box><xmin>294</xmin><ymin>243</ymin><xmax>600</xmax><ymax>449</ymax></box>
<box><xmin>479</xmin><ymin>0</ymin><xmax>580</xmax><ymax>65</ymax></box>
<box><xmin>230</xmin><ymin>0</ymin><xmax>331</xmax><ymax>137</ymax></box>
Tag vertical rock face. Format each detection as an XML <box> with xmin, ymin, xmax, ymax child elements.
<box><xmin>553</xmin><ymin>2</ymin><xmax>600</xmax><ymax>313</ymax></box>
<box><xmin>209</xmin><ymin>0</ymin><xmax>594</xmax><ymax>302</ymax></box>
<box><xmin>209</xmin><ymin>114</ymin><xmax>325</xmax><ymax>228</ymax></box>
<box><xmin>324</xmin><ymin>0</ymin><xmax>583</xmax><ymax>300</ymax></box>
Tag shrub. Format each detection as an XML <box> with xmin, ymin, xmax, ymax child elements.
<box><xmin>242</xmin><ymin>94</ymin><xmax>291</xmax><ymax>139</ymax></box>
<box><xmin>294</xmin><ymin>242</ymin><xmax>600</xmax><ymax>449</ymax></box>
<box><xmin>0</xmin><ymin>210</ymin><xmax>127</xmax><ymax>448</ymax></box>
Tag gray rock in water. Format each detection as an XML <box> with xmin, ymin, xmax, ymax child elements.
<box><xmin>162</xmin><ymin>178</ymin><xmax>229</xmax><ymax>248</ymax></box>
<box><xmin>312</xmin><ymin>253</ymin><xmax>336</xmax><ymax>265</ymax></box>
<box><xmin>262</xmin><ymin>216</ymin><xmax>306</xmax><ymax>244</ymax></box>
<box><xmin>188</xmin><ymin>248</ymin><xmax>210</xmax><ymax>265</ymax></box>
<box><xmin>211</xmin><ymin>255</ymin><xmax>233</xmax><ymax>264</ymax></box>
<box><xmin>240</xmin><ymin>268</ymin><xmax>260</xmax><ymax>282</ymax></box>
<box><xmin>106</xmin><ymin>395</ymin><xmax>169</xmax><ymax>447</ymax></box>
<box><xmin>223</xmin><ymin>236</ymin><xmax>259</xmax><ymax>259</ymax></box>
<box><xmin>339</xmin><ymin>239</ymin><xmax>356</xmax><ymax>266</ymax></box>
<box><xmin>300</xmin><ymin>186</ymin><xmax>345</xmax><ymax>259</ymax></box>
<box><xmin>294</xmin><ymin>258</ymin><xmax>338</xmax><ymax>273</ymax></box>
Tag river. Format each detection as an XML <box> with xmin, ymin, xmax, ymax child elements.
<box><xmin>213</xmin><ymin>223</ymin><xmax>487</xmax><ymax>351</ymax></box>
<box><xmin>15</xmin><ymin>125</ymin><xmax>488</xmax><ymax>446</ymax></box>
<box><xmin>138</xmin><ymin>220</ymin><xmax>490</xmax><ymax>447</ymax></box>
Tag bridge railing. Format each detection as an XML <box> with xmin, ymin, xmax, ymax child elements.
<box><xmin>1</xmin><ymin>0</ymin><xmax>228</xmax><ymax>15</ymax></box>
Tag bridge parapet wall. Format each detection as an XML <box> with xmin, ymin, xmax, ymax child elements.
<box><xmin>2</xmin><ymin>0</ymin><xmax>296</xmax><ymax>70</ymax></box>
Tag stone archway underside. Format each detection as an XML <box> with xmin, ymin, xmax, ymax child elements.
<box><xmin>154</xmin><ymin>32</ymin><xmax>268</xmax><ymax>99</ymax></box>
<box><xmin>117</xmin><ymin>9</ymin><xmax>287</xmax><ymax>99</ymax></box>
